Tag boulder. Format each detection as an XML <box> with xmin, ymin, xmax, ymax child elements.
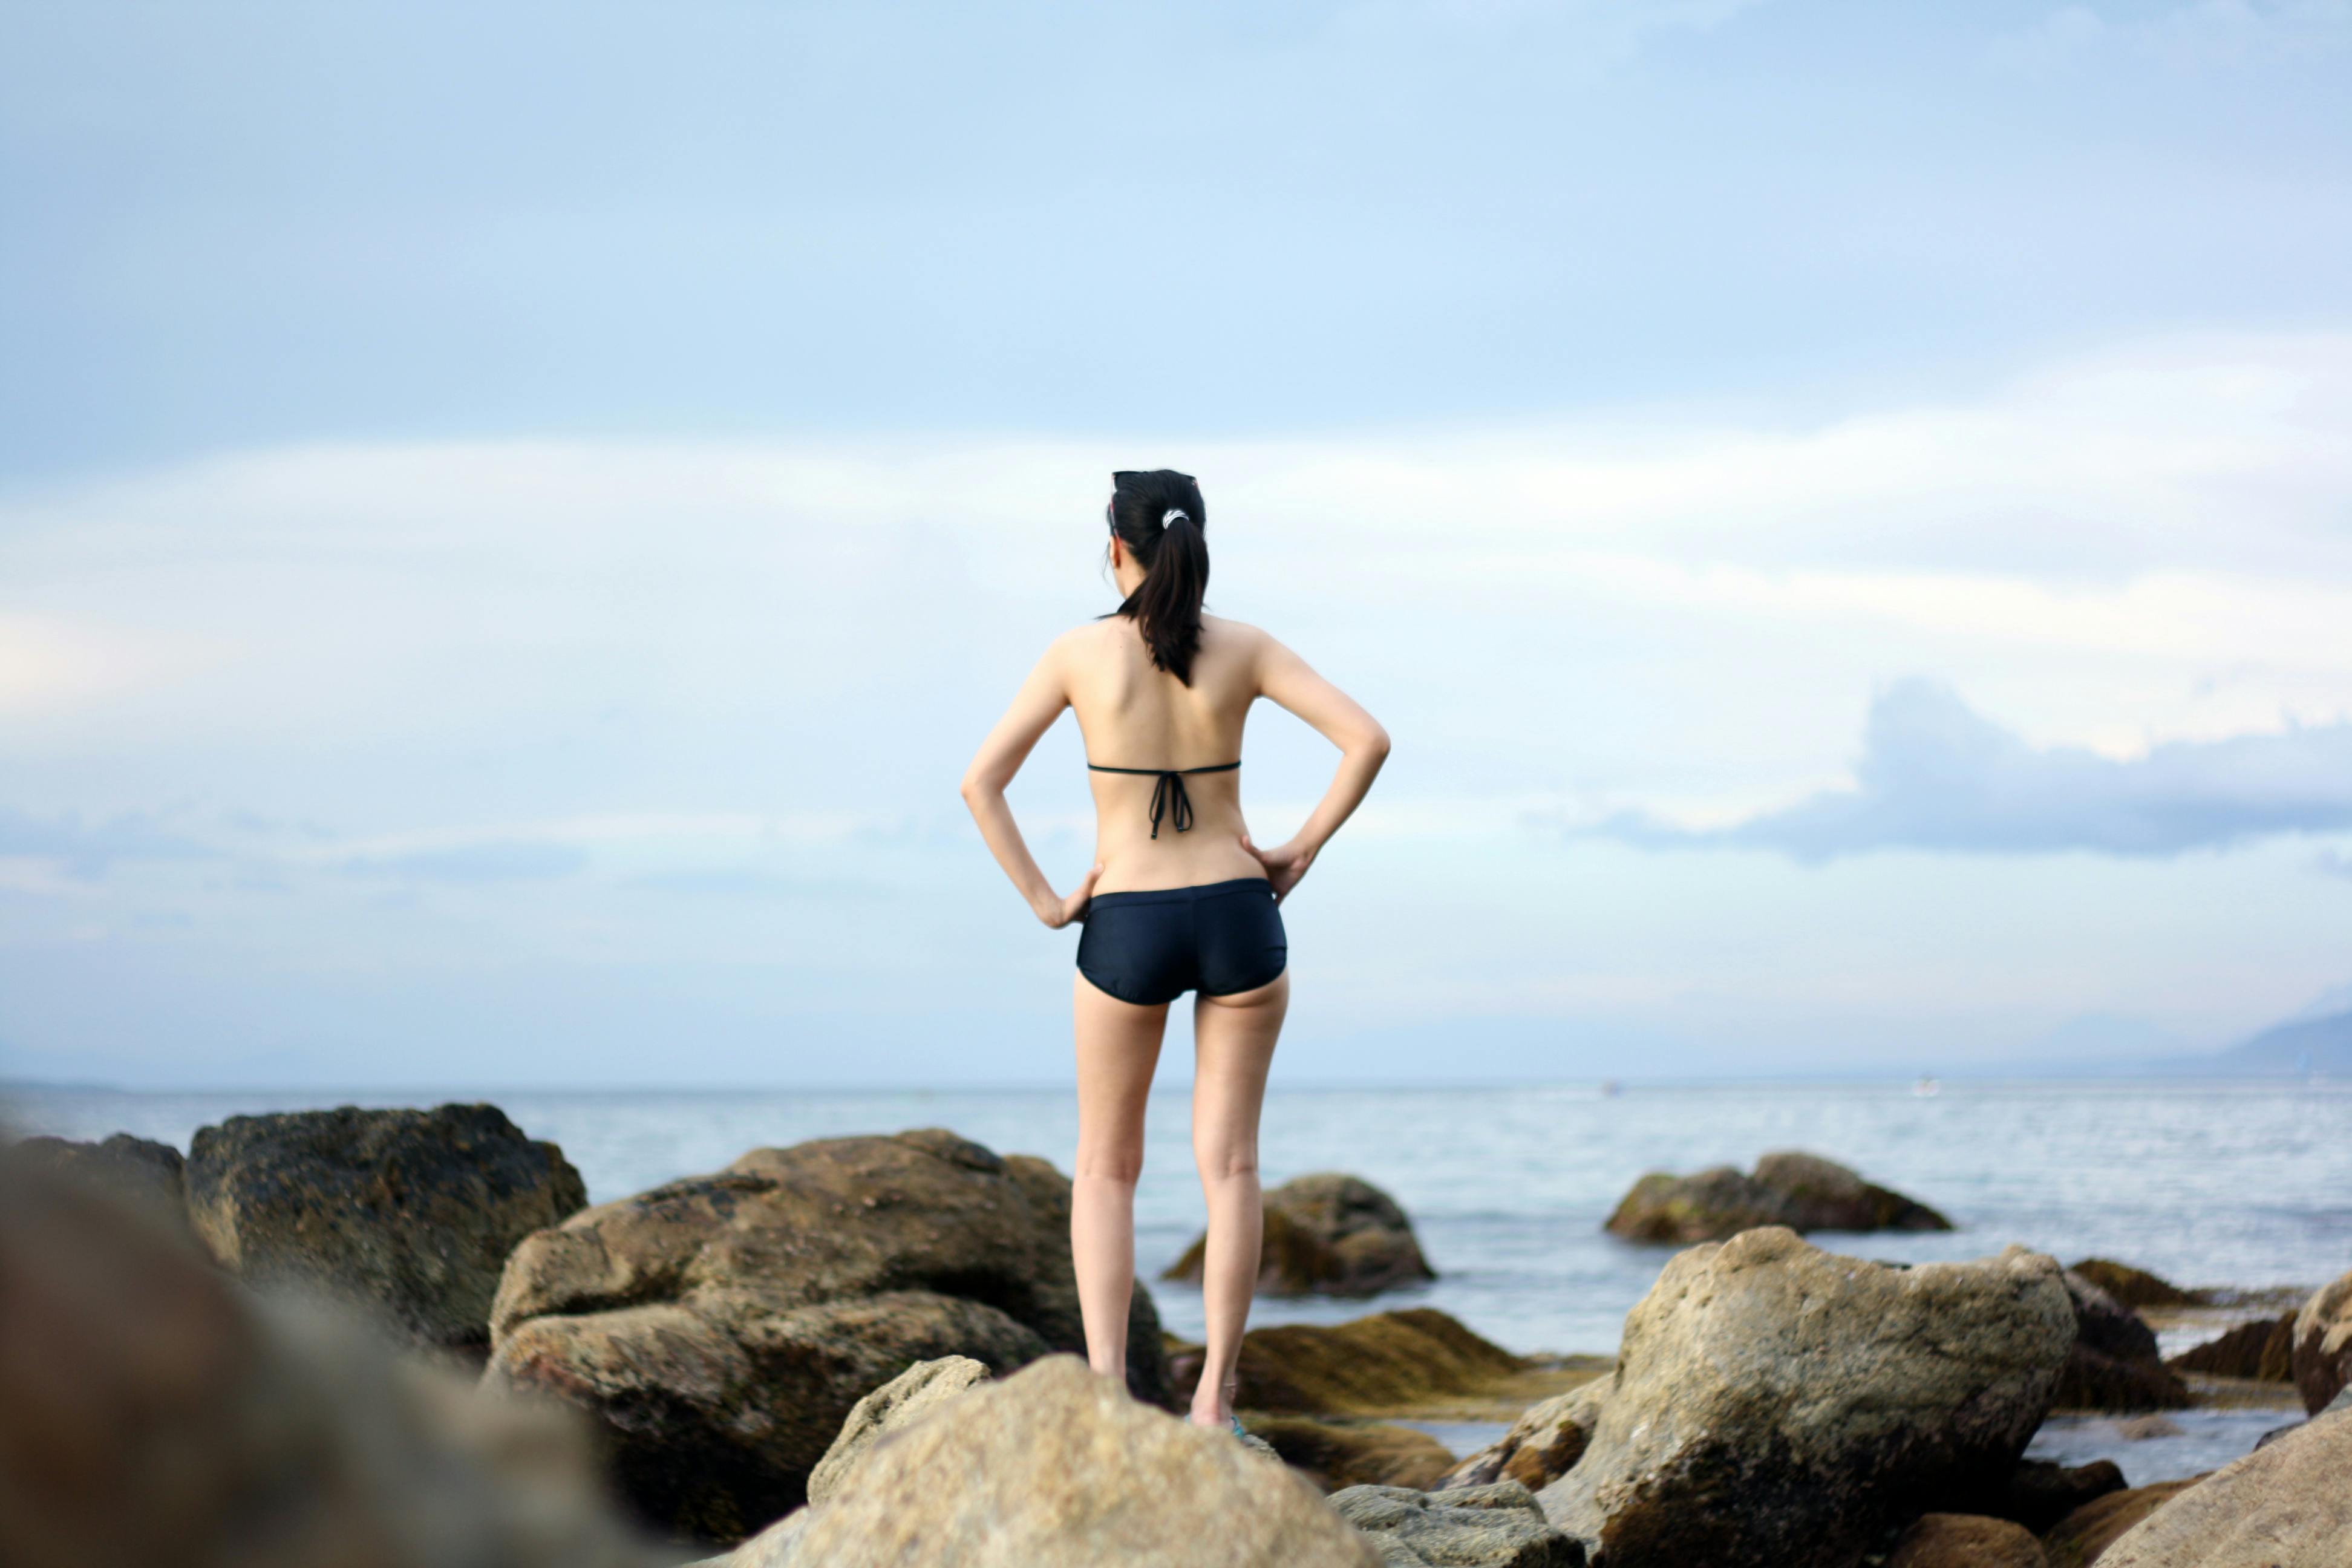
<box><xmin>1163</xmin><ymin>1172</ymin><xmax>1436</xmax><ymax>1297</ymax></box>
<box><xmin>2067</xmin><ymin>1259</ymin><xmax>2203</xmax><ymax>1310</ymax></box>
<box><xmin>1603</xmin><ymin>1151</ymin><xmax>1949</xmax><ymax>1243</ymax></box>
<box><xmin>2054</xmin><ymin>1270</ymin><xmax>2189</xmax><ymax>1411</ymax></box>
<box><xmin>2098</xmin><ymin>1405</ymin><xmax>2352</xmax><ymax>1566</ymax></box>
<box><xmin>0</xmin><ymin>1148</ymin><xmax>662</xmax><ymax>1568</ymax></box>
<box><xmin>782</xmin><ymin>1354</ymin><xmax>1383</xmax><ymax>1567</ymax></box>
<box><xmin>185</xmin><ymin>1103</ymin><xmax>585</xmax><ymax>1352</ymax></box>
<box><xmin>1178</xmin><ymin>1307</ymin><xmax>1527</xmax><ymax>1416</ymax></box>
<box><xmin>2290</xmin><ymin>1270</ymin><xmax>2352</xmax><ymax>1414</ymax></box>
<box><xmin>1537</xmin><ymin>1228</ymin><xmax>2076</xmax><ymax>1568</ymax></box>
<box><xmin>1</xmin><ymin>1131</ymin><xmax>189</xmax><ymax>1233</ymax></box>
<box><xmin>1889</xmin><ymin>1514</ymin><xmax>2048</xmax><ymax>1568</ymax></box>
<box><xmin>486</xmin><ymin>1129</ymin><xmax>1173</xmax><ymax>1542</ymax></box>
<box><xmin>805</xmin><ymin>1354</ymin><xmax>992</xmax><ymax>1505</ymax></box>
<box><xmin>2042</xmin><ymin>1480</ymin><xmax>2201</xmax><ymax>1568</ymax></box>
<box><xmin>1330</xmin><ymin>1481</ymin><xmax>1584</xmax><ymax>1567</ymax></box>
<box><xmin>2166</xmin><ymin>1315</ymin><xmax>2294</xmax><ymax>1381</ymax></box>
<box><xmin>2000</xmin><ymin>1460</ymin><xmax>2127</xmax><ymax>1534</ymax></box>
<box><xmin>1246</xmin><ymin>1416</ymin><xmax>1459</xmax><ymax>1492</ymax></box>
<box><xmin>1440</xmin><ymin>1380</ymin><xmax>1607</xmax><ymax>1491</ymax></box>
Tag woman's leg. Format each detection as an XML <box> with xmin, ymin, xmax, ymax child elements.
<box><xmin>1187</xmin><ymin>970</ymin><xmax>1289</xmax><ymax>1426</ymax></box>
<box><xmin>1071</xmin><ymin>972</ymin><xmax>1168</xmax><ymax>1383</ymax></box>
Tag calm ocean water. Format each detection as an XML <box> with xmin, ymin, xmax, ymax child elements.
<box><xmin>13</xmin><ymin>1079</ymin><xmax>2347</xmax><ymax>1361</ymax></box>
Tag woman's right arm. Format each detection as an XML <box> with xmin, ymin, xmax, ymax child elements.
<box><xmin>960</xmin><ymin>636</ymin><xmax>1103</xmax><ymax>929</ymax></box>
<box><xmin>1247</xmin><ymin>632</ymin><xmax>1390</xmax><ymax>902</ymax></box>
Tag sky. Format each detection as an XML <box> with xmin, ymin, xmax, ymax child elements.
<box><xmin>2</xmin><ymin>0</ymin><xmax>2349</xmax><ymax>1088</ymax></box>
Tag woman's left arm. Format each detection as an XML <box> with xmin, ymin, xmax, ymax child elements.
<box><xmin>959</xmin><ymin>636</ymin><xmax>1103</xmax><ymax>929</ymax></box>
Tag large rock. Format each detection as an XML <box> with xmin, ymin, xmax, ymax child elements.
<box><xmin>805</xmin><ymin>1354</ymin><xmax>991</xmax><ymax>1504</ymax></box>
<box><xmin>1889</xmin><ymin>1514</ymin><xmax>2048</xmax><ymax>1568</ymax></box>
<box><xmin>2096</xmin><ymin>1406</ymin><xmax>2352</xmax><ymax>1567</ymax></box>
<box><xmin>1331</xmin><ymin>1481</ymin><xmax>1584</xmax><ymax>1567</ymax></box>
<box><xmin>1603</xmin><ymin>1150</ymin><xmax>1950</xmax><ymax>1243</ymax></box>
<box><xmin>782</xmin><ymin>1354</ymin><xmax>1382</xmax><ymax>1567</ymax></box>
<box><xmin>1181</xmin><ymin>1307</ymin><xmax>1527</xmax><ymax>1416</ymax></box>
<box><xmin>2290</xmin><ymin>1270</ymin><xmax>2352</xmax><ymax>1414</ymax></box>
<box><xmin>2166</xmin><ymin>1315</ymin><xmax>2295</xmax><ymax>1381</ymax></box>
<box><xmin>0</xmin><ymin>1146</ymin><xmax>661</xmax><ymax>1568</ymax></box>
<box><xmin>1247</xmin><ymin>1416</ymin><xmax>1460</xmax><ymax>1492</ymax></box>
<box><xmin>1163</xmin><ymin>1172</ymin><xmax>1437</xmax><ymax>1296</ymax></box>
<box><xmin>2054</xmin><ymin>1269</ymin><xmax>2190</xmax><ymax>1411</ymax></box>
<box><xmin>486</xmin><ymin>1128</ymin><xmax>1173</xmax><ymax>1542</ymax></box>
<box><xmin>1440</xmin><ymin>1380</ymin><xmax>1608</xmax><ymax>1491</ymax></box>
<box><xmin>185</xmin><ymin>1103</ymin><xmax>585</xmax><ymax>1351</ymax></box>
<box><xmin>1537</xmin><ymin>1228</ymin><xmax>2075</xmax><ymax>1568</ymax></box>
<box><xmin>2</xmin><ymin>1131</ymin><xmax>191</xmax><ymax>1235</ymax></box>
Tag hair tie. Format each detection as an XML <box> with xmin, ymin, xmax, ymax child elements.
<box><xmin>1161</xmin><ymin>508</ymin><xmax>1190</xmax><ymax>528</ymax></box>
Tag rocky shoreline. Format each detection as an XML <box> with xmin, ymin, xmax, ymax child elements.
<box><xmin>4</xmin><ymin>1108</ymin><xmax>2347</xmax><ymax>1567</ymax></box>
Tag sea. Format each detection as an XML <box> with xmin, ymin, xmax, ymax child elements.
<box><xmin>11</xmin><ymin>1078</ymin><xmax>2347</xmax><ymax>1486</ymax></box>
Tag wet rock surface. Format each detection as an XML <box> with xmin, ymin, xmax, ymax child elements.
<box><xmin>2166</xmin><ymin>1315</ymin><xmax>2295</xmax><ymax>1381</ymax></box>
<box><xmin>785</xmin><ymin>1354</ymin><xmax>1382</xmax><ymax>1567</ymax></box>
<box><xmin>1186</xmin><ymin>1307</ymin><xmax>1529</xmax><ymax>1417</ymax></box>
<box><xmin>185</xmin><ymin>1103</ymin><xmax>586</xmax><ymax>1351</ymax></box>
<box><xmin>486</xmin><ymin>1128</ymin><xmax>1171</xmax><ymax>1542</ymax></box>
<box><xmin>1331</xmin><ymin>1481</ymin><xmax>1584</xmax><ymax>1568</ymax></box>
<box><xmin>1537</xmin><ymin>1229</ymin><xmax>2075</xmax><ymax>1568</ymax></box>
<box><xmin>1603</xmin><ymin>1150</ymin><xmax>1949</xmax><ymax>1244</ymax></box>
<box><xmin>1163</xmin><ymin>1172</ymin><xmax>1437</xmax><ymax>1297</ymax></box>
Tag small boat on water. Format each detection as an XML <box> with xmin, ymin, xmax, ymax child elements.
<box><xmin>1912</xmin><ymin>1074</ymin><xmax>1941</xmax><ymax>1097</ymax></box>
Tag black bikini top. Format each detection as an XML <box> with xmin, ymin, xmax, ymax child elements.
<box><xmin>1087</xmin><ymin>760</ymin><xmax>1241</xmax><ymax>839</ymax></box>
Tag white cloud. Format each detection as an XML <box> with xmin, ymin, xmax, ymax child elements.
<box><xmin>1595</xmin><ymin>678</ymin><xmax>2352</xmax><ymax>860</ymax></box>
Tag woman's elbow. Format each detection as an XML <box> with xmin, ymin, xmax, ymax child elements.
<box><xmin>958</xmin><ymin>771</ymin><xmax>993</xmax><ymax>808</ymax></box>
<box><xmin>1356</xmin><ymin>724</ymin><xmax>1392</xmax><ymax>765</ymax></box>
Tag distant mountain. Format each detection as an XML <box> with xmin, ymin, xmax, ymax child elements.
<box><xmin>2213</xmin><ymin>1007</ymin><xmax>2352</xmax><ymax>1076</ymax></box>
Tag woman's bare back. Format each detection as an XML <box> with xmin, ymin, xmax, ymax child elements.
<box><xmin>1065</xmin><ymin>613</ymin><xmax>1267</xmax><ymax>893</ymax></box>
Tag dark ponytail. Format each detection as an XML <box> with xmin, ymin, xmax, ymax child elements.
<box><xmin>1106</xmin><ymin>468</ymin><xmax>1210</xmax><ymax>684</ymax></box>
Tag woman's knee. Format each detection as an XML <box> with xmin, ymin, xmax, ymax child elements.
<box><xmin>1076</xmin><ymin>1145</ymin><xmax>1146</xmax><ymax>1186</ymax></box>
<box><xmin>1194</xmin><ymin>1144</ymin><xmax>1259</xmax><ymax>1186</ymax></box>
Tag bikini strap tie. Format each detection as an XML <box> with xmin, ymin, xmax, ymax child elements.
<box><xmin>1088</xmin><ymin>761</ymin><xmax>1241</xmax><ymax>838</ymax></box>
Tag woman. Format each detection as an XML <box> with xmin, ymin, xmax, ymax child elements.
<box><xmin>960</xmin><ymin>469</ymin><xmax>1390</xmax><ymax>1434</ymax></box>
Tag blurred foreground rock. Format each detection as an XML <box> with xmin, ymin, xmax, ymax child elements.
<box><xmin>2096</xmin><ymin>1404</ymin><xmax>2352</xmax><ymax>1567</ymax></box>
<box><xmin>0</xmin><ymin>1146</ymin><xmax>660</xmax><ymax>1568</ymax></box>
<box><xmin>2166</xmin><ymin>1315</ymin><xmax>2295</xmax><ymax>1380</ymax></box>
<box><xmin>2001</xmin><ymin>1459</ymin><xmax>2127</xmax><ymax>1534</ymax></box>
<box><xmin>1603</xmin><ymin>1150</ymin><xmax>1949</xmax><ymax>1243</ymax></box>
<box><xmin>186</xmin><ymin>1103</ymin><xmax>586</xmax><ymax>1353</ymax></box>
<box><xmin>2067</xmin><ymin>1259</ymin><xmax>2206</xmax><ymax>1309</ymax></box>
<box><xmin>2290</xmin><ymin>1269</ymin><xmax>2352</xmax><ymax>1414</ymax></box>
<box><xmin>1163</xmin><ymin>1172</ymin><xmax>1436</xmax><ymax>1296</ymax></box>
<box><xmin>487</xmin><ymin>1128</ymin><xmax>1172</xmax><ymax>1542</ymax></box>
<box><xmin>1537</xmin><ymin>1227</ymin><xmax>2074</xmax><ymax>1568</ymax></box>
<box><xmin>775</xmin><ymin>1355</ymin><xmax>1380</xmax><ymax>1568</ymax></box>
<box><xmin>1330</xmin><ymin>1481</ymin><xmax>1583</xmax><ymax>1567</ymax></box>
<box><xmin>2</xmin><ymin>1131</ymin><xmax>191</xmax><ymax>1235</ymax></box>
